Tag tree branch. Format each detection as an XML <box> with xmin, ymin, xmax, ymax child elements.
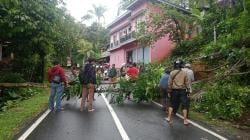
<box><xmin>230</xmin><ymin>71</ymin><xmax>250</xmax><ymax>76</ymax></box>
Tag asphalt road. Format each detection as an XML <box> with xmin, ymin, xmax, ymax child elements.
<box><xmin>26</xmin><ymin>94</ymin><xmax>221</xmax><ymax>140</ymax></box>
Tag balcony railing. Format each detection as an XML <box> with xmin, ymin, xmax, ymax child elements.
<box><xmin>109</xmin><ymin>31</ymin><xmax>136</xmax><ymax>50</ymax></box>
<box><xmin>114</xmin><ymin>41</ymin><xmax>119</xmax><ymax>46</ymax></box>
<box><xmin>119</xmin><ymin>31</ymin><xmax>136</xmax><ymax>44</ymax></box>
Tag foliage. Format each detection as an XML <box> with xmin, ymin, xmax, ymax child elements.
<box><xmin>135</xmin><ymin>0</ymin><xmax>250</xmax><ymax>121</ymax></box>
<box><xmin>0</xmin><ymin>0</ymin><xmax>108</xmax><ymax>82</ymax></box>
<box><xmin>0</xmin><ymin>87</ymin><xmax>42</xmax><ymax>111</ymax></box>
<box><xmin>193</xmin><ymin>84</ymin><xmax>250</xmax><ymax>120</ymax></box>
<box><xmin>0</xmin><ymin>88</ymin><xmax>48</xmax><ymax>140</ymax></box>
<box><xmin>81</xmin><ymin>4</ymin><xmax>107</xmax><ymax>24</ymax></box>
<box><xmin>82</xmin><ymin>22</ymin><xmax>109</xmax><ymax>59</ymax></box>
<box><xmin>0</xmin><ymin>72</ymin><xmax>25</xmax><ymax>83</ymax></box>
<box><xmin>63</xmin><ymin>79</ymin><xmax>82</xmax><ymax>101</ymax></box>
<box><xmin>0</xmin><ymin>0</ymin><xmax>62</xmax><ymax>82</ymax></box>
<box><xmin>171</xmin><ymin>36</ymin><xmax>204</xmax><ymax>59</ymax></box>
<box><xmin>109</xmin><ymin>64</ymin><xmax>164</xmax><ymax>104</ymax></box>
<box><xmin>132</xmin><ymin>64</ymin><xmax>164</xmax><ymax>103</ymax></box>
<box><xmin>188</xmin><ymin>1</ymin><xmax>249</xmax><ymax>121</ymax></box>
<box><xmin>136</xmin><ymin>2</ymin><xmax>196</xmax><ymax>46</ymax></box>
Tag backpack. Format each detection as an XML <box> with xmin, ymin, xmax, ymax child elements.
<box><xmin>79</xmin><ymin>66</ymin><xmax>86</xmax><ymax>84</ymax></box>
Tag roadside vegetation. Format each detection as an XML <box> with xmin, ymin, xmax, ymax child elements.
<box><xmin>0</xmin><ymin>0</ymin><xmax>108</xmax><ymax>139</ymax></box>
<box><xmin>112</xmin><ymin>0</ymin><xmax>250</xmax><ymax>137</ymax></box>
<box><xmin>0</xmin><ymin>88</ymin><xmax>48</xmax><ymax>140</ymax></box>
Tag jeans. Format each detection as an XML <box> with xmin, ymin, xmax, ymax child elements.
<box><xmin>160</xmin><ymin>88</ymin><xmax>170</xmax><ymax>110</ymax></box>
<box><xmin>49</xmin><ymin>83</ymin><xmax>64</xmax><ymax>111</ymax></box>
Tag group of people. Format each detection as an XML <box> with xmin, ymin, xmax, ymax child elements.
<box><xmin>47</xmin><ymin>58</ymin><xmax>194</xmax><ymax>123</ymax></box>
<box><xmin>47</xmin><ymin>58</ymin><xmax>96</xmax><ymax>112</ymax></box>
<box><xmin>107</xmin><ymin>62</ymin><xmax>140</xmax><ymax>83</ymax></box>
<box><xmin>159</xmin><ymin>60</ymin><xmax>194</xmax><ymax>125</ymax></box>
<box><xmin>47</xmin><ymin>58</ymin><xmax>143</xmax><ymax>113</ymax></box>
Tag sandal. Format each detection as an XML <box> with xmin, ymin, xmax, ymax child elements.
<box><xmin>88</xmin><ymin>109</ymin><xmax>95</xmax><ymax>112</ymax></box>
<box><xmin>165</xmin><ymin>117</ymin><xmax>172</xmax><ymax>124</ymax></box>
<box><xmin>184</xmin><ymin>121</ymin><xmax>189</xmax><ymax>126</ymax></box>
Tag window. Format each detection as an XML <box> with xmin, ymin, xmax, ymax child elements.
<box><xmin>119</xmin><ymin>31</ymin><xmax>122</xmax><ymax>38</ymax></box>
<box><xmin>132</xmin><ymin>49</ymin><xmax>137</xmax><ymax>63</ymax></box>
<box><xmin>137</xmin><ymin>48</ymin><xmax>143</xmax><ymax>63</ymax></box>
<box><xmin>143</xmin><ymin>47</ymin><xmax>150</xmax><ymax>64</ymax></box>
<box><xmin>128</xmin><ymin>26</ymin><xmax>132</xmax><ymax>32</ymax></box>
<box><xmin>126</xmin><ymin>47</ymin><xmax>150</xmax><ymax>64</ymax></box>
<box><xmin>124</xmin><ymin>29</ymin><xmax>127</xmax><ymax>35</ymax></box>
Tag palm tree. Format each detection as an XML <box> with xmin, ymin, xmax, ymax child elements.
<box><xmin>76</xmin><ymin>39</ymin><xmax>99</xmax><ymax>62</ymax></box>
<box><xmin>81</xmin><ymin>4</ymin><xmax>107</xmax><ymax>24</ymax></box>
<box><xmin>81</xmin><ymin>13</ymin><xmax>93</xmax><ymax>22</ymax></box>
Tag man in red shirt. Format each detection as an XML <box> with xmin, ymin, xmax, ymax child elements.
<box><xmin>127</xmin><ymin>63</ymin><xmax>139</xmax><ymax>81</ymax></box>
<box><xmin>48</xmin><ymin>60</ymin><xmax>68</xmax><ymax>111</ymax></box>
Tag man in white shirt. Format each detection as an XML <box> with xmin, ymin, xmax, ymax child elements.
<box><xmin>183</xmin><ymin>63</ymin><xmax>194</xmax><ymax>82</ymax></box>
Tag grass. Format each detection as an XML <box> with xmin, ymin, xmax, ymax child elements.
<box><xmin>0</xmin><ymin>88</ymin><xmax>49</xmax><ymax>140</ymax></box>
<box><xmin>188</xmin><ymin>109</ymin><xmax>250</xmax><ymax>139</ymax></box>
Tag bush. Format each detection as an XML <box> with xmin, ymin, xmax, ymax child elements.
<box><xmin>0</xmin><ymin>88</ymin><xmax>40</xmax><ymax>111</ymax></box>
<box><xmin>171</xmin><ymin>36</ymin><xmax>204</xmax><ymax>59</ymax></box>
<box><xmin>112</xmin><ymin>64</ymin><xmax>164</xmax><ymax>104</ymax></box>
<box><xmin>193</xmin><ymin>84</ymin><xmax>250</xmax><ymax>120</ymax></box>
<box><xmin>0</xmin><ymin>73</ymin><xmax>25</xmax><ymax>83</ymax></box>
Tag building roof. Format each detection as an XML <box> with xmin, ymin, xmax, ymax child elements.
<box><xmin>156</xmin><ymin>0</ymin><xmax>190</xmax><ymax>14</ymax></box>
<box><xmin>106</xmin><ymin>11</ymin><xmax>131</xmax><ymax>29</ymax></box>
<box><xmin>127</xmin><ymin>0</ymin><xmax>146</xmax><ymax>10</ymax></box>
<box><xmin>107</xmin><ymin>0</ymin><xmax>190</xmax><ymax>29</ymax></box>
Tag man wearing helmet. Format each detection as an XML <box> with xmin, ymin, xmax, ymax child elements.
<box><xmin>166</xmin><ymin>60</ymin><xmax>192</xmax><ymax>125</ymax></box>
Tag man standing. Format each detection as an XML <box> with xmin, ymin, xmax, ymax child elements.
<box><xmin>48</xmin><ymin>60</ymin><xmax>68</xmax><ymax>111</ymax></box>
<box><xmin>108</xmin><ymin>64</ymin><xmax>117</xmax><ymax>83</ymax></box>
<box><xmin>166</xmin><ymin>60</ymin><xmax>192</xmax><ymax>125</ymax></box>
<box><xmin>183</xmin><ymin>63</ymin><xmax>194</xmax><ymax>83</ymax></box>
<box><xmin>159</xmin><ymin>68</ymin><xmax>170</xmax><ymax>111</ymax></box>
<box><xmin>79</xmin><ymin>58</ymin><xmax>96</xmax><ymax>112</ymax></box>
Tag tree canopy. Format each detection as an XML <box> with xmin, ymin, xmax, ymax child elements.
<box><xmin>0</xmin><ymin>0</ymin><xmax>108</xmax><ymax>82</ymax></box>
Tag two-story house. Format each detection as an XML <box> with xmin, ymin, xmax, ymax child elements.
<box><xmin>107</xmin><ymin>0</ymin><xmax>181</xmax><ymax>68</ymax></box>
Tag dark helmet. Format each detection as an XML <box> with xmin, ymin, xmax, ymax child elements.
<box><xmin>174</xmin><ymin>60</ymin><xmax>184</xmax><ymax>69</ymax></box>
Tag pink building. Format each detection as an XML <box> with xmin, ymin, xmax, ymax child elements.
<box><xmin>107</xmin><ymin>0</ymin><xmax>177</xmax><ymax>68</ymax></box>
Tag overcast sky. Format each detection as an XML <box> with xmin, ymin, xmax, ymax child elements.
<box><xmin>65</xmin><ymin>0</ymin><xmax>121</xmax><ymax>26</ymax></box>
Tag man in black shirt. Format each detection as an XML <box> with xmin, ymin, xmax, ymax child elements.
<box><xmin>79</xmin><ymin>58</ymin><xmax>96</xmax><ymax>112</ymax></box>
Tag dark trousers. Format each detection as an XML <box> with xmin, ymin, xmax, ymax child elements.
<box><xmin>170</xmin><ymin>89</ymin><xmax>189</xmax><ymax>113</ymax></box>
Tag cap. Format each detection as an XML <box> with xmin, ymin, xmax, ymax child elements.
<box><xmin>185</xmin><ymin>63</ymin><xmax>191</xmax><ymax>68</ymax></box>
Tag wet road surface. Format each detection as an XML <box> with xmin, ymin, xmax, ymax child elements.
<box><xmin>26</xmin><ymin>94</ymin><xmax>221</xmax><ymax>140</ymax></box>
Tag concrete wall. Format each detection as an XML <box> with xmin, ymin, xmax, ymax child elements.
<box><xmin>151</xmin><ymin>35</ymin><xmax>175</xmax><ymax>63</ymax></box>
<box><xmin>147</xmin><ymin>2</ymin><xmax>176</xmax><ymax>62</ymax></box>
